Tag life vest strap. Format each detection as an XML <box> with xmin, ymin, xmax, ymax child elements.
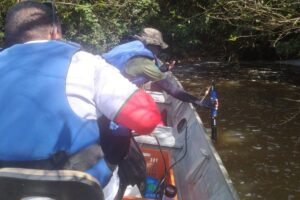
<box><xmin>0</xmin><ymin>143</ymin><xmax>105</xmax><ymax>171</ymax></box>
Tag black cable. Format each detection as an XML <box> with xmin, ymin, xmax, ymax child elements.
<box><xmin>154</xmin><ymin>136</ymin><xmax>168</xmax><ymax>200</ymax></box>
<box><xmin>167</xmin><ymin>122</ymin><xmax>188</xmax><ymax>172</ymax></box>
<box><xmin>154</xmin><ymin>136</ymin><xmax>168</xmax><ymax>176</ymax></box>
<box><xmin>154</xmin><ymin>123</ymin><xmax>188</xmax><ymax>199</ymax></box>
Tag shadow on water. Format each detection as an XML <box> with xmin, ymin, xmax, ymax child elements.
<box><xmin>173</xmin><ymin>62</ymin><xmax>300</xmax><ymax>200</ymax></box>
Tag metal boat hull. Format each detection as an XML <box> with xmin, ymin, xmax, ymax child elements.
<box><xmin>148</xmin><ymin>73</ymin><xmax>239</xmax><ymax>200</ymax></box>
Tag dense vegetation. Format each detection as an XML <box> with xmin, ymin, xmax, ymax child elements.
<box><xmin>1</xmin><ymin>0</ymin><xmax>299</xmax><ymax>61</ymax></box>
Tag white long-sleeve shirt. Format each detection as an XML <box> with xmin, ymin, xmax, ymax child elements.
<box><xmin>28</xmin><ymin>40</ymin><xmax>138</xmax><ymax>121</ymax></box>
<box><xmin>67</xmin><ymin>50</ymin><xmax>138</xmax><ymax>120</ymax></box>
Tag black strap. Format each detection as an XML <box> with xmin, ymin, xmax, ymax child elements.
<box><xmin>0</xmin><ymin>143</ymin><xmax>105</xmax><ymax>171</ymax></box>
<box><xmin>63</xmin><ymin>143</ymin><xmax>112</xmax><ymax>171</ymax></box>
<box><xmin>98</xmin><ymin>115</ymin><xmax>131</xmax><ymax>165</ymax></box>
<box><xmin>0</xmin><ymin>151</ymin><xmax>69</xmax><ymax>170</ymax></box>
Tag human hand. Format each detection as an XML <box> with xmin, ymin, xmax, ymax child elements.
<box><xmin>165</xmin><ymin>60</ymin><xmax>176</xmax><ymax>71</ymax></box>
<box><xmin>193</xmin><ymin>99</ymin><xmax>212</xmax><ymax>109</ymax></box>
<box><xmin>160</xmin><ymin>60</ymin><xmax>176</xmax><ymax>72</ymax></box>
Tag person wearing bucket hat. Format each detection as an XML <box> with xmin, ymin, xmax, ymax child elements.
<box><xmin>102</xmin><ymin>27</ymin><xmax>214</xmax><ymax>200</ymax></box>
<box><xmin>102</xmin><ymin>27</ymin><xmax>205</xmax><ymax>107</ymax></box>
<box><xmin>133</xmin><ymin>28</ymin><xmax>169</xmax><ymax>50</ymax></box>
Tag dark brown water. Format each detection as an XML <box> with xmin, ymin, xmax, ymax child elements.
<box><xmin>173</xmin><ymin>62</ymin><xmax>300</xmax><ymax>200</ymax></box>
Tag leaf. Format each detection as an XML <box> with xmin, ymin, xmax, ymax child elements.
<box><xmin>229</xmin><ymin>34</ymin><xmax>238</xmax><ymax>42</ymax></box>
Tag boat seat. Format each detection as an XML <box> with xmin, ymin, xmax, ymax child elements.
<box><xmin>134</xmin><ymin>125</ymin><xmax>181</xmax><ymax>149</ymax></box>
<box><xmin>145</xmin><ymin>91</ymin><xmax>171</xmax><ymax>104</ymax></box>
<box><xmin>0</xmin><ymin>168</ymin><xmax>103</xmax><ymax>200</ymax></box>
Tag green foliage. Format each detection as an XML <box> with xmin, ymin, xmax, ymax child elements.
<box><xmin>276</xmin><ymin>35</ymin><xmax>300</xmax><ymax>59</ymax></box>
<box><xmin>57</xmin><ymin>0</ymin><xmax>160</xmax><ymax>53</ymax></box>
<box><xmin>0</xmin><ymin>0</ymin><xmax>17</xmax><ymax>46</ymax></box>
<box><xmin>199</xmin><ymin>0</ymin><xmax>300</xmax><ymax>59</ymax></box>
<box><xmin>0</xmin><ymin>0</ymin><xmax>160</xmax><ymax>53</ymax></box>
<box><xmin>0</xmin><ymin>0</ymin><xmax>299</xmax><ymax>60</ymax></box>
<box><xmin>153</xmin><ymin>0</ymin><xmax>300</xmax><ymax>59</ymax></box>
<box><xmin>57</xmin><ymin>2</ymin><xmax>106</xmax><ymax>53</ymax></box>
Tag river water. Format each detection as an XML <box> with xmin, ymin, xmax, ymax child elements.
<box><xmin>172</xmin><ymin>62</ymin><xmax>300</xmax><ymax>200</ymax></box>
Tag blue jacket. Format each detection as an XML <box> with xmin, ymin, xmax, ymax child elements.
<box><xmin>103</xmin><ymin>40</ymin><xmax>159</xmax><ymax>85</ymax></box>
<box><xmin>0</xmin><ymin>40</ymin><xmax>112</xmax><ymax>186</ymax></box>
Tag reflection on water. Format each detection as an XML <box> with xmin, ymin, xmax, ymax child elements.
<box><xmin>173</xmin><ymin>63</ymin><xmax>300</xmax><ymax>200</ymax></box>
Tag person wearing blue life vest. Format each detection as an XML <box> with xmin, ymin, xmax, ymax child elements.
<box><xmin>102</xmin><ymin>28</ymin><xmax>205</xmax><ymax>106</ymax></box>
<box><xmin>0</xmin><ymin>1</ymin><xmax>162</xmax><ymax>199</ymax></box>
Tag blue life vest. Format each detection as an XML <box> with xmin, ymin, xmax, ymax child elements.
<box><xmin>0</xmin><ymin>40</ymin><xmax>112</xmax><ymax>186</ymax></box>
<box><xmin>102</xmin><ymin>40</ymin><xmax>159</xmax><ymax>85</ymax></box>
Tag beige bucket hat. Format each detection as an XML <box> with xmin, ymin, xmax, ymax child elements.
<box><xmin>134</xmin><ymin>28</ymin><xmax>169</xmax><ymax>49</ymax></box>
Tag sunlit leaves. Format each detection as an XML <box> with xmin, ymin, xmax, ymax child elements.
<box><xmin>229</xmin><ymin>34</ymin><xmax>238</xmax><ymax>42</ymax></box>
